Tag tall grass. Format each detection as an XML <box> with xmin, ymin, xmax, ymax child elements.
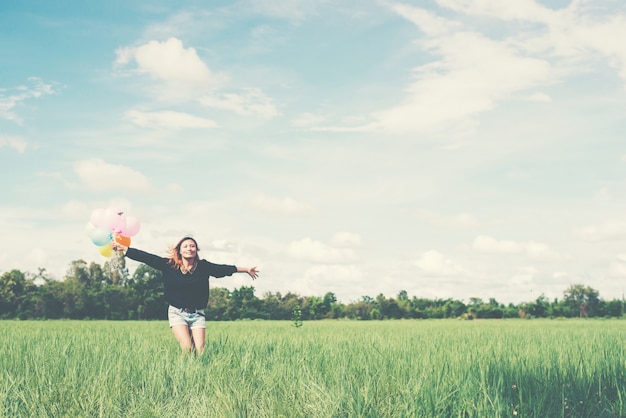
<box><xmin>1</xmin><ymin>319</ymin><xmax>624</xmax><ymax>417</ymax></box>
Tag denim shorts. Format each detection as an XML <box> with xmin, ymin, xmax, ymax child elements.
<box><xmin>168</xmin><ymin>305</ymin><xmax>206</xmax><ymax>329</ymax></box>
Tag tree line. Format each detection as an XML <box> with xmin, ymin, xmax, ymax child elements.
<box><xmin>0</xmin><ymin>258</ymin><xmax>624</xmax><ymax>320</ymax></box>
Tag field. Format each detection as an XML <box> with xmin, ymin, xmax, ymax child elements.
<box><xmin>1</xmin><ymin>319</ymin><xmax>625</xmax><ymax>417</ymax></box>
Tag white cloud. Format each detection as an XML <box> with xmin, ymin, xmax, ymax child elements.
<box><xmin>204</xmin><ymin>239</ymin><xmax>240</xmax><ymax>254</ymax></box>
<box><xmin>124</xmin><ymin>109</ymin><xmax>217</xmax><ymax>129</ymax></box>
<box><xmin>389</xmin><ymin>4</ymin><xmax>462</xmax><ymax>36</ymax></box>
<box><xmin>509</xmin><ymin>266</ymin><xmax>538</xmax><ymax>287</ymax></box>
<box><xmin>576</xmin><ymin>221</ymin><xmax>626</xmax><ymax>242</ymax></box>
<box><xmin>115</xmin><ymin>37</ymin><xmax>225</xmax><ymax>102</ymax></box>
<box><xmin>60</xmin><ymin>200</ymin><xmax>90</xmax><ymax>218</ymax></box>
<box><xmin>291</xmin><ymin>112</ymin><xmax>327</xmax><ymax>128</ymax></box>
<box><xmin>436</xmin><ymin>0</ymin><xmax>554</xmax><ymax>23</ymax></box>
<box><xmin>472</xmin><ymin>235</ymin><xmax>565</xmax><ymax>261</ymax></box>
<box><xmin>370</xmin><ymin>28</ymin><xmax>551</xmax><ymax>133</ymax></box>
<box><xmin>286</xmin><ymin>237</ymin><xmax>358</xmax><ymax>264</ymax></box>
<box><xmin>330</xmin><ymin>232</ymin><xmax>362</xmax><ymax>248</ymax></box>
<box><xmin>416</xmin><ymin>210</ymin><xmax>480</xmax><ymax>229</ymax></box>
<box><xmin>0</xmin><ymin>78</ymin><xmax>55</xmax><ymax>124</ymax></box>
<box><xmin>415</xmin><ymin>250</ymin><xmax>466</xmax><ymax>276</ymax></box>
<box><xmin>74</xmin><ymin>158</ymin><xmax>153</xmax><ymax>192</ymax></box>
<box><xmin>115</xmin><ymin>37</ymin><xmax>213</xmax><ymax>84</ymax></box>
<box><xmin>473</xmin><ymin>235</ymin><xmax>523</xmax><ymax>254</ymax></box>
<box><xmin>0</xmin><ymin>134</ymin><xmax>30</xmax><ymax>153</ymax></box>
<box><xmin>247</xmin><ymin>0</ymin><xmax>322</xmax><ymax>21</ymax></box>
<box><xmin>436</xmin><ymin>0</ymin><xmax>626</xmax><ymax>84</ymax></box>
<box><xmin>115</xmin><ymin>38</ymin><xmax>278</xmax><ymax>117</ymax></box>
<box><xmin>526</xmin><ymin>92</ymin><xmax>552</xmax><ymax>102</ymax></box>
<box><xmin>608</xmin><ymin>254</ymin><xmax>626</xmax><ymax>277</ymax></box>
<box><xmin>251</xmin><ymin>194</ymin><xmax>314</xmax><ymax>216</ymax></box>
<box><xmin>198</xmin><ymin>88</ymin><xmax>279</xmax><ymax>118</ymax></box>
<box><xmin>360</xmin><ymin>1</ymin><xmax>626</xmax><ymax>134</ymax></box>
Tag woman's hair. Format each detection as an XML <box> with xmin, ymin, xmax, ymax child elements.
<box><xmin>167</xmin><ymin>236</ymin><xmax>201</xmax><ymax>268</ymax></box>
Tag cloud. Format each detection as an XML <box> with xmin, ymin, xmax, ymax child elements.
<box><xmin>348</xmin><ymin>1</ymin><xmax>626</xmax><ymax>134</ymax></box>
<box><xmin>416</xmin><ymin>210</ymin><xmax>480</xmax><ymax>229</ymax></box>
<box><xmin>246</xmin><ymin>0</ymin><xmax>323</xmax><ymax>21</ymax></box>
<box><xmin>473</xmin><ymin>235</ymin><xmax>525</xmax><ymax>254</ymax></box>
<box><xmin>115</xmin><ymin>37</ymin><xmax>214</xmax><ymax>84</ymax></box>
<box><xmin>608</xmin><ymin>253</ymin><xmax>626</xmax><ymax>277</ymax></box>
<box><xmin>389</xmin><ymin>4</ymin><xmax>462</xmax><ymax>36</ymax></box>
<box><xmin>0</xmin><ymin>134</ymin><xmax>30</xmax><ymax>153</ymax></box>
<box><xmin>415</xmin><ymin>250</ymin><xmax>467</xmax><ymax>276</ymax></box>
<box><xmin>115</xmin><ymin>38</ymin><xmax>278</xmax><ymax>117</ymax></box>
<box><xmin>115</xmin><ymin>37</ymin><xmax>225</xmax><ymax>103</ymax></box>
<box><xmin>436</xmin><ymin>0</ymin><xmax>626</xmax><ymax>83</ymax></box>
<box><xmin>286</xmin><ymin>237</ymin><xmax>358</xmax><ymax>264</ymax></box>
<box><xmin>291</xmin><ymin>112</ymin><xmax>327</xmax><ymax>128</ymax></box>
<box><xmin>124</xmin><ymin>109</ymin><xmax>217</xmax><ymax>129</ymax></box>
<box><xmin>576</xmin><ymin>221</ymin><xmax>626</xmax><ymax>242</ymax></box>
<box><xmin>60</xmin><ymin>200</ymin><xmax>91</xmax><ymax>218</ymax></box>
<box><xmin>526</xmin><ymin>92</ymin><xmax>552</xmax><ymax>102</ymax></box>
<box><xmin>299</xmin><ymin>264</ymin><xmax>364</xmax><ymax>295</ymax></box>
<box><xmin>370</xmin><ymin>28</ymin><xmax>551</xmax><ymax>133</ymax></box>
<box><xmin>74</xmin><ymin>158</ymin><xmax>153</xmax><ymax>192</ymax></box>
<box><xmin>251</xmin><ymin>194</ymin><xmax>315</xmax><ymax>216</ymax></box>
<box><xmin>472</xmin><ymin>235</ymin><xmax>565</xmax><ymax>261</ymax></box>
<box><xmin>330</xmin><ymin>232</ymin><xmax>362</xmax><ymax>248</ymax></box>
<box><xmin>198</xmin><ymin>88</ymin><xmax>279</xmax><ymax>118</ymax></box>
<box><xmin>435</xmin><ymin>0</ymin><xmax>554</xmax><ymax>22</ymax></box>
<box><xmin>0</xmin><ymin>78</ymin><xmax>55</xmax><ymax>124</ymax></box>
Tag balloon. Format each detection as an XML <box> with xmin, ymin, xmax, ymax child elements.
<box><xmin>103</xmin><ymin>208</ymin><xmax>125</xmax><ymax>231</ymax></box>
<box><xmin>90</xmin><ymin>208</ymin><xmax>107</xmax><ymax>227</ymax></box>
<box><xmin>123</xmin><ymin>216</ymin><xmax>141</xmax><ymax>236</ymax></box>
<box><xmin>98</xmin><ymin>244</ymin><xmax>114</xmax><ymax>258</ymax></box>
<box><xmin>91</xmin><ymin>227</ymin><xmax>112</xmax><ymax>246</ymax></box>
<box><xmin>114</xmin><ymin>233</ymin><xmax>131</xmax><ymax>247</ymax></box>
<box><xmin>114</xmin><ymin>216</ymin><xmax>127</xmax><ymax>233</ymax></box>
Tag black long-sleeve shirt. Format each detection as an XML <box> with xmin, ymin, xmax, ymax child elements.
<box><xmin>125</xmin><ymin>247</ymin><xmax>237</xmax><ymax>309</ymax></box>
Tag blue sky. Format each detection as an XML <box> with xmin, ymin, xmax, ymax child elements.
<box><xmin>2</xmin><ymin>0</ymin><xmax>626</xmax><ymax>304</ymax></box>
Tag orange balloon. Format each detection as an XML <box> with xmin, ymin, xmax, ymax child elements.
<box><xmin>114</xmin><ymin>233</ymin><xmax>131</xmax><ymax>247</ymax></box>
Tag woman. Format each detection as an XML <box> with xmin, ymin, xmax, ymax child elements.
<box><xmin>112</xmin><ymin>236</ymin><xmax>259</xmax><ymax>353</ymax></box>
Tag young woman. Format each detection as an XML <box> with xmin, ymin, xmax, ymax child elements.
<box><xmin>112</xmin><ymin>236</ymin><xmax>259</xmax><ymax>353</ymax></box>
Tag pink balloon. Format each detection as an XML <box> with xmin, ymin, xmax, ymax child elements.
<box><xmin>123</xmin><ymin>216</ymin><xmax>141</xmax><ymax>236</ymax></box>
<box><xmin>90</xmin><ymin>208</ymin><xmax>107</xmax><ymax>227</ymax></box>
<box><xmin>103</xmin><ymin>208</ymin><xmax>124</xmax><ymax>231</ymax></box>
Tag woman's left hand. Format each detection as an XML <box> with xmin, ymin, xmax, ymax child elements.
<box><xmin>247</xmin><ymin>267</ymin><xmax>259</xmax><ymax>280</ymax></box>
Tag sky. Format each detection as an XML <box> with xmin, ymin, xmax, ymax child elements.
<box><xmin>2</xmin><ymin>0</ymin><xmax>626</xmax><ymax>305</ymax></box>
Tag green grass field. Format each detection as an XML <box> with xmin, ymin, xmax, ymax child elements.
<box><xmin>1</xmin><ymin>319</ymin><xmax>625</xmax><ymax>417</ymax></box>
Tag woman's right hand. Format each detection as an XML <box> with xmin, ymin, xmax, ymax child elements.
<box><xmin>111</xmin><ymin>242</ymin><xmax>128</xmax><ymax>252</ymax></box>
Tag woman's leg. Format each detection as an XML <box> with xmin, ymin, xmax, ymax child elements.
<box><xmin>190</xmin><ymin>328</ymin><xmax>205</xmax><ymax>354</ymax></box>
<box><xmin>171</xmin><ymin>324</ymin><xmax>193</xmax><ymax>352</ymax></box>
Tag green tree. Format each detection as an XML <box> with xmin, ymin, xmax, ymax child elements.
<box><xmin>604</xmin><ymin>299</ymin><xmax>623</xmax><ymax>317</ymax></box>
<box><xmin>103</xmin><ymin>255</ymin><xmax>129</xmax><ymax>286</ymax></box>
<box><xmin>0</xmin><ymin>270</ymin><xmax>27</xmax><ymax>318</ymax></box>
<box><xmin>128</xmin><ymin>265</ymin><xmax>165</xmax><ymax>320</ymax></box>
<box><xmin>229</xmin><ymin>286</ymin><xmax>264</xmax><ymax>319</ymax></box>
<box><xmin>322</xmin><ymin>292</ymin><xmax>337</xmax><ymax>318</ymax></box>
<box><xmin>563</xmin><ymin>284</ymin><xmax>600</xmax><ymax>317</ymax></box>
<box><xmin>278</xmin><ymin>293</ymin><xmax>303</xmax><ymax>320</ymax></box>
<box><xmin>206</xmin><ymin>287</ymin><xmax>231</xmax><ymax>320</ymax></box>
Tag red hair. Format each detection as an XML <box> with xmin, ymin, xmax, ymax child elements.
<box><xmin>167</xmin><ymin>236</ymin><xmax>200</xmax><ymax>269</ymax></box>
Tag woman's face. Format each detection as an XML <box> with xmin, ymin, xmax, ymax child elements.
<box><xmin>179</xmin><ymin>239</ymin><xmax>198</xmax><ymax>259</ymax></box>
